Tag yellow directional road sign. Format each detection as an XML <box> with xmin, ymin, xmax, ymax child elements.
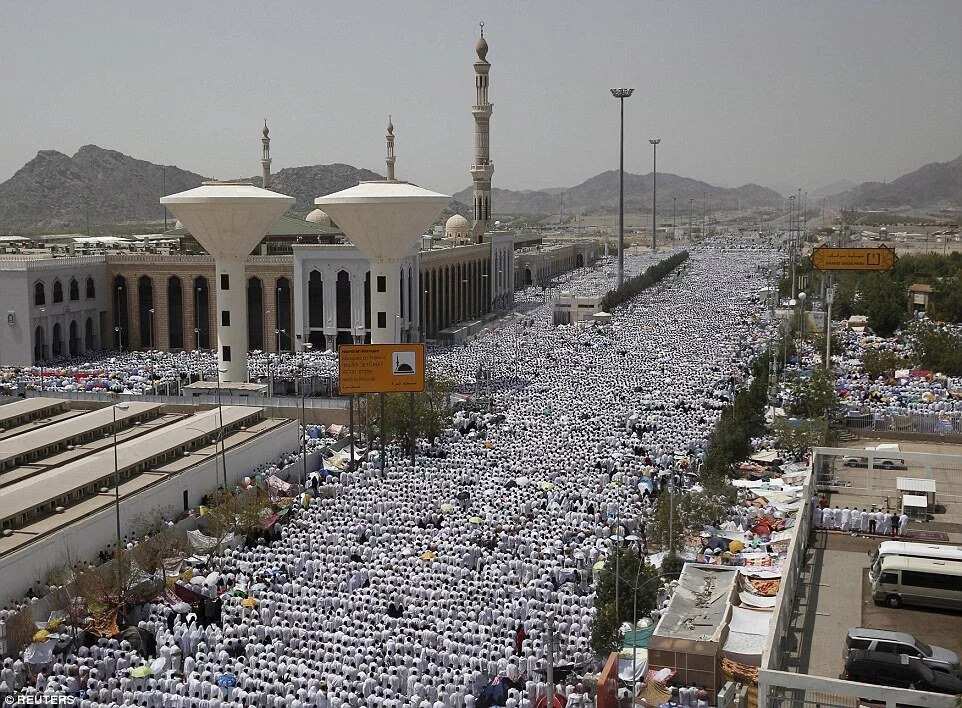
<box><xmin>338</xmin><ymin>344</ymin><xmax>425</xmax><ymax>394</ymax></box>
<box><xmin>811</xmin><ymin>246</ymin><xmax>896</xmax><ymax>271</ymax></box>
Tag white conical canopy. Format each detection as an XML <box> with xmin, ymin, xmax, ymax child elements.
<box><xmin>315</xmin><ymin>181</ymin><xmax>450</xmax><ymax>261</ymax></box>
<box><xmin>161</xmin><ymin>182</ymin><xmax>294</xmax><ymax>260</ymax></box>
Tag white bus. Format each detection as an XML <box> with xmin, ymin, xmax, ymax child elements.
<box><xmin>869</xmin><ymin>541</ymin><xmax>962</xmax><ymax>581</ymax></box>
<box><xmin>872</xmin><ymin>556</ymin><xmax>962</xmax><ymax>610</ymax></box>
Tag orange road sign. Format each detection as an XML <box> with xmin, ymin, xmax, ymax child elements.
<box><xmin>338</xmin><ymin>344</ymin><xmax>425</xmax><ymax>394</ymax></box>
<box><xmin>811</xmin><ymin>246</ymin><xmax>896</xmax><ymax>271</ymax></box>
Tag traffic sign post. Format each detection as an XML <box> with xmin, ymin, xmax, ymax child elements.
<box><xmin>810</xmin><ymin>245</ymin><xmax>896</xmax><ymax>271</ymax></box>
<box><xmin>338</xmin><ymin>343</ymin><xmax>426</xmax><ymax>394</ymax></box>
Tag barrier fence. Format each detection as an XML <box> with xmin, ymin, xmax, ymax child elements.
<box><xmin>841</xmin><ymin>411</ymin><xmax>962</xmax><ymax>436</ymax></box>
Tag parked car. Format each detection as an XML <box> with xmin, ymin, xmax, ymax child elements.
<box><xmin>844</xmin><ymin>650</ymin><xmax>962</xmax><ymax>694</ymax></box>
<box><xmin>845</xmin><ymin>628</ymin><xmax>961</xmax><ymax>675</ymax></box>
<box><xmin>841</xmin><ymin>455</ymin><xmax>904</xmax><ymax>469</ymax></box>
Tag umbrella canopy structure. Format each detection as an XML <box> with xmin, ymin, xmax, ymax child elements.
<box><xmin>315</xmin><ymin>181</ymin><xmax>449</xmax><ymax>344</ymax></box>
<box><xmin>161</xmin><ymin>182</ymin><xmax>294</xmax><ymax>381</ymax></box>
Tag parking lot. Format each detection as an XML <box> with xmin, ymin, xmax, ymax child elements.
<box><xmin>823</xmin><ymin>443</ymin><xmax>962</xmax><ymax>540</ymax></box>
<box><xmin>789</xmin><ymin>532</ymin><xmax>962</xmax><ymax>680</ymax></box>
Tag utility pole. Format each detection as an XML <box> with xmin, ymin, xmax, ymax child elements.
<box><xmin>546</xmin><ymin>612</ymin><xmax>556</xmax><ymax>708</ymax></box>
<box><xmin>688</xmin><ymin>198</ymin><xmax>693</xmax><ymax>243</ymax></box>
<box><xmin>649</xmin><ymin>138</ymin><xmax>660</xmax><ymax>252</ymax></box>
<box><xmin>610</xmin><ymin>88</ymin><xmax>634</xmax><ymax>288</ymax></box>
<box><xmin>672</xmin><ymin>196</ymin><xmax>676</xmax><ymax>243</ymax></box>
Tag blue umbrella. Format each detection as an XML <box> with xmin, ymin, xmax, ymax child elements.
<box><xmin>216</xmin><ymin>674</ymin><xmax>237</xmax><ymax>688</ymax></box>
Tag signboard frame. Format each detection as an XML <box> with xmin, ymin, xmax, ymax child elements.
<box><xmin>338</xmin><ymin>343</ymin><xmax>426</xmax><ymax>394</ymax></box>
<box><xmin>810</xmin><ymin>245</ymin><xmax>896</xmax><ymax>272</ymax></box>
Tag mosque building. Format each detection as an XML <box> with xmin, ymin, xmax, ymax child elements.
<box><xmin>0</xmin><ymin>29</ymin><xmax>599</xmax><ymax>367</ymax></box>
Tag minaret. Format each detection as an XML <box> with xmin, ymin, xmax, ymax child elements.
<box><xmin>261</xmin><ymin>120</ymin><xmax>272</xmax><ymax>190</ymax></box>
<box><xmin>385</xmin><ymin>116</ymin><xmax>396</xmax><ymax>181</ymax></box>
<box><xmin>470</xmin><ymin>22</ymin><xmax>494</xmax><ymax>243</ymax></box>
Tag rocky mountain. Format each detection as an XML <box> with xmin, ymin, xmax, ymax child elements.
<box><xmin>809</xmin><ymin>179</ymin><xmax>856</xmax><ymax>200</ymax></box>
<box><xmin>0</xmin><ymin>145</ymin><xmax>471</xmax><ymax>232</ymax></box>
<box><xmin>837</xmin><ymin>154</ymin><xmax>962</xmax><ymax>209</ymax></box>
<box><xmin>0</xmin><ymin>145</ymin><xmax>206</xmax><ymax>231</ymax></box>
<box><xmin>454</xmin><ymin>170</ymin><xmax>784</xmax><ymax>217</ymax></box>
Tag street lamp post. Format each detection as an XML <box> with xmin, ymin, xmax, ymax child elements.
<box><xmin>214</xmin><ymin>367</ymin><xmax>228</xmax><ymax>489</ymax></box>
<box><xmin>789</xmin><ymin>196</ymin><xmax>797</xmax><ymax>301</ymax></box>
<box><xmin>300</xmin><ymin>342</ymin><xmax>312</xmax><ymax>487</ymax></box>
<box><xmin>649</xmin><ymin>138</ymin><xmax>661</xmax><ymax>252</ymax></box>
<box><xmin>610</xmin><ymin>88</ymin><xmax>634</xmax><ymax>288</ymax></box>
<box><xmin>672</xmin><ymin>196</ymin><xmax>676</xmax><ymax>243</ymax></box>
<box><xmin>688</xmin><ymin>198</ymin><xmax>694</xmax><ymax>243</ymax></box>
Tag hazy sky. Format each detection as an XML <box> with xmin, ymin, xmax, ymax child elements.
<box><xmin>2</xmin><ymin>1</ymin><xmax>960</xmax><ymax>196</ymax></box>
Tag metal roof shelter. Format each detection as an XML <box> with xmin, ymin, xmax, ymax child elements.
<box><xmin>648</xmin><ymin>564</ymin><xmax>739</xmax><ymax>694</ymax></box>
<box><xmin>0</xmin><ymin>402</ymin><xmax>162</xmax><ymax>472</ymax></box>
<box><xmin>0</xmin><ymin>405</ymin><xmax>262</xmax><ymax>531</ymax></box>
<box><xmin>0</xmin><ymin>398</ymin><xmax>69</xmax><ymax>430</ymax></box>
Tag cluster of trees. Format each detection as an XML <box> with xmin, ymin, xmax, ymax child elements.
<box><xmin>912</xmin><ymin>323</ymin><xmax>962</xmax><ymax>376</ymax></box>
<box><xmin>701</xmin><ymin>354</ymin><xmax>771</xmax><ymax>484</ymax></box>
<box><xmin>357</xmin><ymin>376</ymin><xmax>454</xmax><ymax>453</ymax></box>
<box><xmin>783</xmin><ymin>252</ymin><xmax>962</xmax><ymax>336</ymax></box>
<box><xmin>590</xmin><ymin>545</ymin><xmax>660</xmax><ymax>655</ymax></box>
<box><xmin>786</xmin><ymin>366</ymin><xmax>838</xmax><ymax>419</ymax></box>
<box><xmin>599</xmin><ymin>251</ymin><xmax>689</xmax><ymax>312</ymax></box>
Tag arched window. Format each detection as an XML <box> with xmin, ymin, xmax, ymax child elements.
<box><xmin>52</xmin><ymin>323</ymin><xmax>63</xmax><ymax>358</ymax></box>
<box><xmin>85</xmin><ymin>276</ymin><xmax>96</xmax><ymax>299</ymax></box>
<box><xmin>168</xmin><ymin>276</ymin><xmax>184</xmax><ymax>349</ymax></box>
<box><xmin>193</xmin><ymin>276</ymin><xmax>210</xmax><ymax>350</ymax></box>
<box><xmin>69</xmin><ymin>278</ymin><xmax>79</xmax><ymax>301</ymax></box>
<box><xmin>34</xmin><ymin>282</ymin><xmax>46</xmax><ymax>306</ymax></box>
<box><xmin>335</xmin><ymin>271</ymin><xmax>351</xmax><ymax>332</ymax></box>
<box><xmin>53</xmin><ymin>280</ymin><xmax>63</xmax><ymax>303</ymax></box>
<box><xmin>69</xmin><ymin>320</ymin><xmax>79</xmax><ymax>357</ymax></box>
<box><xmin>84</xmin><ymin>317</ymin><xmax>96</xmax><ymax>351</ymax></box>
<box><xmin>308</xmin><ymin>270</ymin><xmax>324</xmax><ymax>328</ymax></box>
<box><xmin>138</xmin><ymin>275</ymin><xmax>154</xmax><ymax>347</ymax></box>
<box><xmin>276</xmin><ymin>277</ymin><xmax>292</xmax><ymax>351</ymax></box>
<box><xmin>113</xmin><ymin>276</ymin><xmax>128</xmax><ymax>349</ymax></box>
<box><xmin>247</xmin><ymin>277</ymin><xmax>264</xmax><ymax>351</ymax></box>
<box><xmin>34</xmin><ymin>326</ymin><xmax>45</xmax><ymax>363</ymax></box>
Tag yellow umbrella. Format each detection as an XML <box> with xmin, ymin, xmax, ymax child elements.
<box><xmin>468</xmin><ymin>516</ymin><xmax>483</xmax><ymax>525</ymax></box>
<box><xmin>241</xmin><ymin>597</ymin><xmax>257</xmax><ymax>609</ymax></box>
<box><xmin>420</xmin><ymin>551</ymin><xmax>437</xmax><ymax>561</ymax></box>
<box><xmin>32</xmin><ymin>629</ymin><xmax>49</xmax><ymax>642</ymax></box>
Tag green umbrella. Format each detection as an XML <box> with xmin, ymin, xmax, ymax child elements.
<box><xmin>130</xmin><ymin>665</ymin><xmax>152</xmax><ymax>678</ymax></box>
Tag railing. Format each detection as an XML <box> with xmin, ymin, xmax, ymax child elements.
<box><xmin>25</xmin><ymin>390</ymin><xmax>349</xmax><ymax>410</ymax></box>
<box><xmin>841</xmin><ymin>411</ymin><xmax>962</xmax><ymax>436</ymax></box>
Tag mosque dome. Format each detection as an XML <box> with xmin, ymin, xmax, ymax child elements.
<box><xmin>445</xmin><ymin>214</ymin><xmax>470</xmax><ymax>238</ymax></box>
<box><xmin>306</xmin><ymin>208</ymin><xmax>332</xmax><ymax>226</ymax></box>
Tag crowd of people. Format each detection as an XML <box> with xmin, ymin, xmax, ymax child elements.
<box><xmin>813</xmin><ymin>505</ymin><xmax>909</xmax><ymax>536</ymax></box>
<box><xmin>0</xmin><ymin>349</ymin><xmax>340</xmax><ymax>397</ymax></box>
<box><xmin>1</xmin><ymin>238</ymin><xmax>782</xmax><ymax>707</ymax></box>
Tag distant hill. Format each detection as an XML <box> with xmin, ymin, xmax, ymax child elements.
<box><xmin>0</xmin><ymin>145</ymin><xmax>469</xmax><ymax>232</ymax></box>
<box><xmin>809</xmin><ymin>179</ymin><xmax>857</xmax><ymax>200</ymax></box>
<box><xmin>0</xmin><ymin>145</ymin><xmax>206</xmax><ymax>231</ymax></box>
<box><xmin>454</xmin><ymin>170</ymin><xmax>784</xmax><ymax>217</ymax></box>
<box><xmin>837</xmin><ymin>154</ymin><xmax>962</xmax><ymax>209</ymax></box>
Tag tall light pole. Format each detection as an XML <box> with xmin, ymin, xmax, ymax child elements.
<box><xmin>610</xmin><ymin>88</ymin><xmax>634</xmax><ymax>288</ymax></box>
<box><xmin>688</xmin><ymin>198</ymin><xmax>694</xmax><ymax>243</ymax></box>
<box><xmin>649</xmin><ymin>138</ymin><xmax>660</xmax><ymax>252</ymax></box>
<box><xmin>672</xmin><ymin>196</ymin><xmax>676</xmax><ymax>243</ymax></box>
<box><xmin>789</xmin><ymin>196</ymin><xmax>797</xmax><ymax>301</ymax></box>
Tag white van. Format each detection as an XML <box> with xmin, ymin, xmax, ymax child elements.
<box><xmin>872</xmin><ymin>556</ymin><xmax>962</xmax><ymax>610</ymax></box>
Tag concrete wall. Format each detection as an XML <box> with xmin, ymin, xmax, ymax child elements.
<box><xmin>0</xmin><ymin>419</ymin><xmax>298</xmax><ymax>605</ymax></box>
<box><xmin>0</xmin><ymin>268</ymin><xmax>29</xmax><ymax>365</ymax></box>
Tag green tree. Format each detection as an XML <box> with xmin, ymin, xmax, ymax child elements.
<box><xmin>860</xmin><ymin>272</ymin><xmax>906</xmax><ymax>336</ymax></box>
<box><xmin>649</xmin><ymin>489</ymin><xmax>730</xmax><ymax>553</ymax></box>
<box><xmin>930</xmin><ymin>272</ymin><xmax>962</xmax><ymax>323</ymax></box>
<box><xmin>913</xmin><ymin>324</ymin><xmax>962</xmax><ymax>376</ymax></box>
<box><xmin>788</xmin><ymin>366</ymin><xmax>838</xmax><ymax>418</ymax></box>
<box><xmin>361</xmin><ymin>376</ymin><xmax>454</xmax><ymax>450</ymax></box>
<box><xmin>862</xmin><ymin>349</ymin><xmax>909</xmax><ymax>380</ymax></box>
<box><xmin>591</xmin><ymin>545</ymin><xmax>660</xmax><ymax>656</ymax></box>
<box><xmin>773</xmin><ymin>417</ymin><xmax>830</xmax><ymax>457</ymax></box>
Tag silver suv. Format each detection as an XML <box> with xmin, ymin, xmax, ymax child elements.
<box><xmin>845</xmin><ymin>627</ymin><xmax>960</xmax><ymax>675</ymax></box>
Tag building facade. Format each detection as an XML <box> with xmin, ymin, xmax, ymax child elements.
<box><xmin>0</xmin><ymin>256</ymin><xmax>107</xmax><ymax>366</ymax></box>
